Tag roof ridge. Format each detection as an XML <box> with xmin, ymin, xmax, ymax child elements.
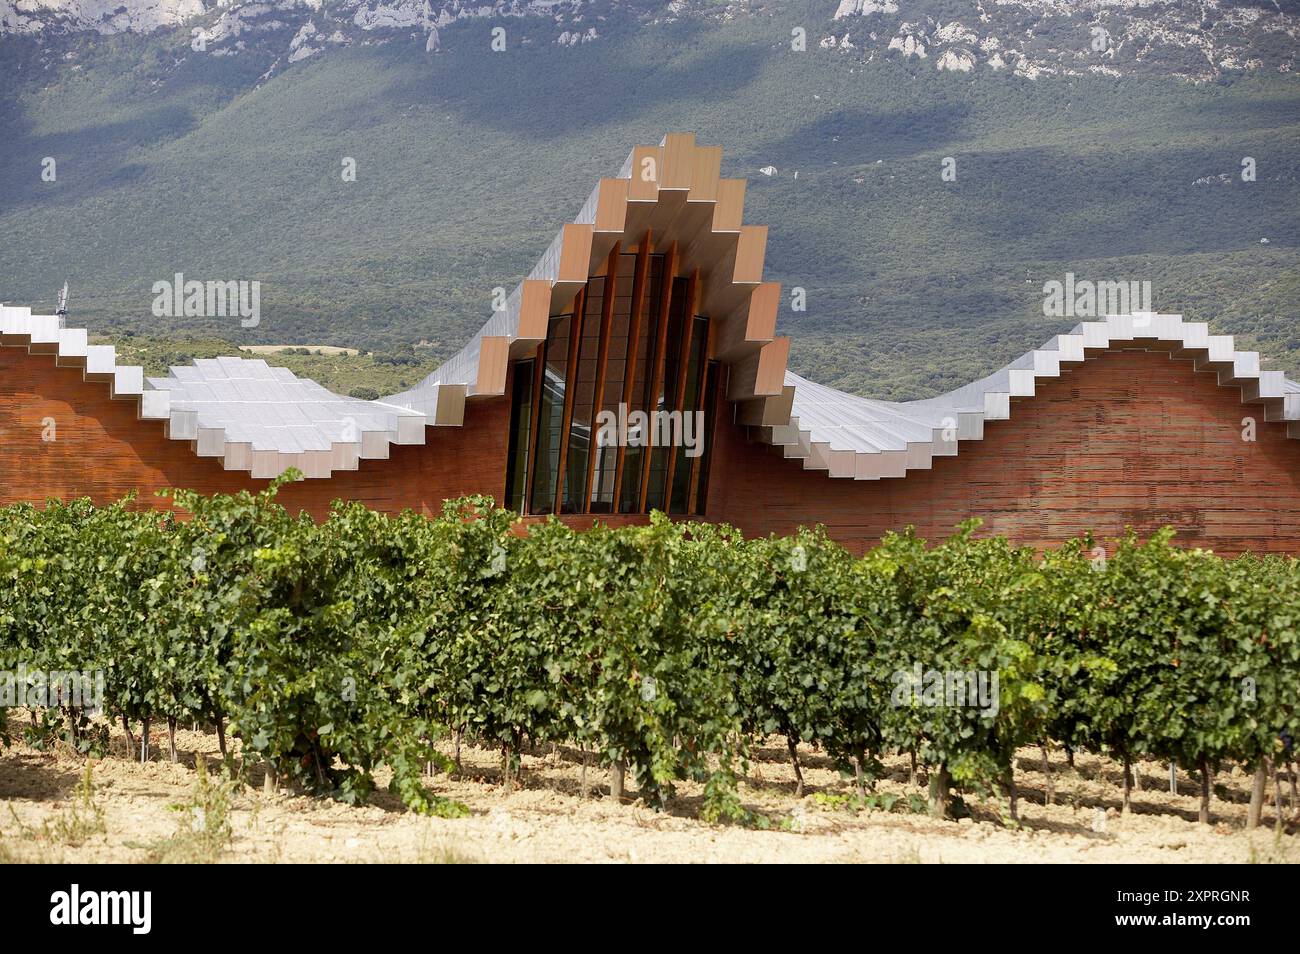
<box><xmin>767</xmin><ymin>312</ymin><xmax>1299</xmax><ymax>480</ymax></box>
<box><xmin>0</xmin><ymin>304</ymin><xmax>429</xmax><ymax>479</ymax></box>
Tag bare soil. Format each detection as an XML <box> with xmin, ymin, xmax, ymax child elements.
<box><xmin>239</xmin><ymin>345</ymin><xmax>360</xmax><ymax>356</ymax></box>
<box><xmin>2</xmin><ymin>714</ymin><xmax>1295</xmax><ymax>864</ymax></box>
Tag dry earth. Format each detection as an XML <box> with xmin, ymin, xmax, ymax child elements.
<box><xmin>1</xmin><ymin>713</ymin><xmax>1296</xmax><ymax>864</ymax></box>
<box><xmin>239</xmin><ymin>345</ymin><xmax>360</xmax><ymax>356</ymax></box>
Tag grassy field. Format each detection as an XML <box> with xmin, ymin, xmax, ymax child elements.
<box><xmin>105</xmin><ymin>333</ymin><xmax>444</xmax><ymax>396</ymax></box>
<box><xmin>2</xmin><ymin>15</ymin><xmax>1298</xmax><ymax>399</ymax></box>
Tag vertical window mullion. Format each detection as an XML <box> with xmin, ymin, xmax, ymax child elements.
<box><xmin>562</xmin><ymin>281</ymin><xmax>604</xmax><ymax>513</ymax></box>
<box><xmin>686</xmin><ymin>319</ymin><xmax>716</xmax><ymax>514</ymax></box>
<box><xmin>639</xmin><ymin>244</ymin><xmax>677</xmax><ymax>513</ymax></box>
<box><xmin>523</xmin><ymin>345</ymin><xmax>544</xmax><ymax>512</ymax></box>
<box><xmin>620</xmin><ymin>244</ymin><xmax>661</xmax><ymax>514</ymax></box>
<box><xmin>529</xmin><ymin>317</ymin><xmax>572</xmax><ymax>515</ymax></box>
<box><xmin>553</xmin><ymin>286</ymin><xmax>586</xmax><ymax>516</ymax></box>
<box><xmin>662</xmin><ymin>269</ymin><xmax>699</xmax><ymax>510</ymax></box>
<box><xmin>691</xmin><ymin>360</ymin><xmax>719</xmax><ymax>516</ymax></box>
<box><xmin>585</xmin><ymin>244</ymin><xmax>620</xmax><ymax>513</ymax></box>
<box><xmin>612</xmin><ymin>235</ymin><xmax>651</xmax><ymax>511</ymax></box>
<box><xmin>504</xmin><ymin>358</ymin><xmax>535</xmax><ymax>512</ymax></box>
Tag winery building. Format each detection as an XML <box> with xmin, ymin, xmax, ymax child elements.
<box><xmin>2</xmin><ymin>134</ymin><xmax>1298</xmax><ymax>554</ymax></box>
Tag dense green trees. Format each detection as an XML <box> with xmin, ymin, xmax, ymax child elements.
<box><xmin>1</xmin><ymin>487</ymin><xmax>1297</xmax><ymax>823</ymax></box>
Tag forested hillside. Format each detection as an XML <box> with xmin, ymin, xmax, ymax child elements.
<box><xmin>2</xmin><ymin>11</ymin><xmax>1297</xmax><ymax>399</ymax></box>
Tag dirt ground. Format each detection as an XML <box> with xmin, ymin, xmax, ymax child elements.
<box><xmin>2</xmin><ymin>713</ymin><xmax>1296</xmax><ymax>863</ymax></box>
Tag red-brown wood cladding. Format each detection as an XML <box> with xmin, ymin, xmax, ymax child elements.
<box><xmin>2</xmin><ymin>346</ymin><xmax>1297</xmax><ymax>555</ymax></box>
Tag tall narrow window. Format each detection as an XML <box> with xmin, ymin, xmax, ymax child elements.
<box><xmin>619</xmin><ymin>254</ymin><xmax>666</xmax><ymax>514</ymax></box>
<box><xmin>692</xmin><ymin>360</ymin><xmax>720</xmax><ymax>517</ymax></box>
<box><xmin>529</xmin><ymin>314</ymin><xmax>572</xmax><ymax>515</ymax></box>
<box><xmin>669</xmin><ymin>316</ymin><xmax>708</xmax><ymax>514</ymax></box>
<box><xmin>561</xmin><ymin>280</ymin><xmax>605</xmax><ymax>513</ymax></box>
<box><xmin>590</xmin><ymin>254</ymin><xmax>637</xmax><ymax>512</ymax></box>
<box><xmin>504</xmin><ymin>358</ymin><xmax>534</xmax><ymax>513</ymax></box>
<box><xmin>508</xmin><ymin>252</ymin><xmax>717</xmax><ymax>518</ymax></box>
<box><xmin>644</xmin><ymin>277</ymin><xmax>690</xmax><ymax>512</ymax></box>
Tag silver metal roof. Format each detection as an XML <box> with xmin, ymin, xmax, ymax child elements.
<box><xmin>768</xmin><ymin>312</ymin><xmax>1300</xmax><ymax>480</ymax></box>
<box><xmin>0</xmin><ymin>305</ymin><xmax>427</xmax><ymax>479</ymax></box>
<box><xmin>5</xmin><ymin>135</ymin><xmax>1298</xmax><ymax>487</ymax></box>
<box><xmin>3</xmin><ymin>305</ymin><xmax>1296</xmax><ymax>484</ymax></box>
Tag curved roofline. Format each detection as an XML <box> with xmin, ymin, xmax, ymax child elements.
<box><xmin>382</xmin><ymin>133</ymin><xmax>788</xmax><ymax>424</ymax></box>
<box><xmin>4</xmin><ymin>135</ymin><xmax>1297</xmax><ymax>484</ymax></box>
<box><xmin>759</xmin><ymin>312</ymin><xmax>1300</xmax><ymax>480</ymax></box>
<box><xmin>0</xmin><ymin>305</ymin><xmax>427</xmax><ymax>479</ymax></box>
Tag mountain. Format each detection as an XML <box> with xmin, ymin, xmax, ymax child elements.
<box><xmin>1</xmin><ymin>2</ymin><xmax>1298</xmax><ymax>400</ymax></box>
<box><xmin>4</xmin><ymin>0</ymin><xmax>1298</xmax><ymax>81</ymax></box>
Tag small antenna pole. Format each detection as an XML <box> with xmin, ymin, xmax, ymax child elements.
<box><xmin>55</xmin><ymin>282</ymin><xmax>68</xmax><ymax>328</ymax></box>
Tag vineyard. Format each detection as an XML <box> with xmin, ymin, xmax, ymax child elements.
<box><xmin>1</xmin><ymin>477</ymin><xmax>1298</xmax><ymax>830</ymax></box>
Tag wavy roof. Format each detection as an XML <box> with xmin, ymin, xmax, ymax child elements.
<box><xmin>771</xmin><ymin>312</ymin><xmax>1300</xmax><ymax>479</ymax></box>
<box><xmin>3</xmin><ymin>134</ymin><xmax>1297</xmax><ymax>485</ymax></box>
<box><xmin>0</xmin><ymin>307</ymin><xmax>428</xmax><ymax>478</ymax></box>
